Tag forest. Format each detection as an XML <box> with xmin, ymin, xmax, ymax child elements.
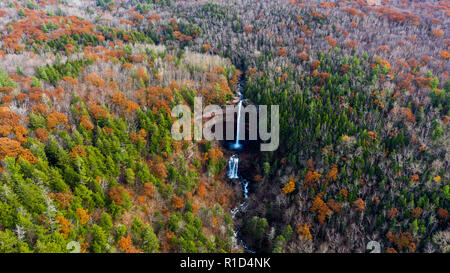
<box><xmin>0</xmin><ymin>0</ymin><xmax>448</xmax><ymax>253</ymax></box>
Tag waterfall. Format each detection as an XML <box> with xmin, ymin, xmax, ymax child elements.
<box><xmin>227</xmin><ymin>90</ymin><xmax>243</xmax><ymax>179</ymax></box>
<box><xmin>227</xmin><ymin>81</ymin><xmax>248</xmax><ymax>187</ymax></box>
<box><xmin>234</xmin><ymin>100</ymin><xmax>242</xmax><ymax>148</ymax></box>
<box><xmin>241</xmin><ymin>178</ymin><xmax>249</xmax><ymax>199</ymax></box>
<box><xmin>227</xmin><ymin>75</ymin><xmax>254</xmax><ymax>253</ymax></box>
<box><xmin>227</xmin><ymin>155</ymin><xmax>249</xmax><ymax>200</ymax></box>
<box><xmin>227</xmin><ymin>154</ymin><xmax>239</xmax><ymax>179</ymax></box>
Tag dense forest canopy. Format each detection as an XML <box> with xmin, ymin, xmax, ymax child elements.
<box><xmin>0</xmin><ymin>0</ymin><xmax>448</xmax><ymax>253</ymax></box>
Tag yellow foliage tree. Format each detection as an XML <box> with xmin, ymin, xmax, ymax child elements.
<box><xmin>282</xmin><ymin>177</ymin><xmax>296</xmax><ymax>194</ymax></box>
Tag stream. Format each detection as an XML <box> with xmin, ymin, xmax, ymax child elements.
<box><xmin>226</xmin><ymin>78</ymin><xmax>255</xmax><ymax>253</ymax></box>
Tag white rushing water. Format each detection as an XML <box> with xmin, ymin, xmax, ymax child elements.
<box><xmin>227</xmin><ymin>79</ymin><xmax>254</xmax><ymax>253</ymax></box>
<box><xmin>234</xmin><ymin>100</ymin><xmax>242</xmax><ymax>147</ymax></box>
<box><xmin>241</xmin><ymin>178</ymin><xmax>249</xmax><ymax>199</ymax></box>
<box><xmin>227</xmin><ymin>88</ymin><xmax>243</xmax><ymax>179</ymax></box>
<box><xmin>227</xmin><ymin>154</ymin><xmax>239</xmax><ymax>179</ymax></box>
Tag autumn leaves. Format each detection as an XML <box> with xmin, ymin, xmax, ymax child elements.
<box><xmin>281</xmin><ymin>159</ymin><xmax>365</xmax><ymax>228</ymax></box>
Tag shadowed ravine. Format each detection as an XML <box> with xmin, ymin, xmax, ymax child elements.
<box><xmin>225</xmin><ymin>76</ymin><xmax>255</xmax><ymax>253</ymax></box>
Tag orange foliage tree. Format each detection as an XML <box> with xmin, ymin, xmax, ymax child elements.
<box><xmin>353</xmin><ymin>198</ymin><xmax>365</xmax><ymax>212</ymax></box>
<box><xmin>35</xmin><ymin>128</ymin><xmax>49</xmax><ymax>142</ymax></box>
<box><xmin>76</xmin><ymin>207</ymin><xmax>90</xmax><ymax>225</ymax></box>
<box><xmin>109</xmin><ymin>186</ymin><xmax>128</xmax><ymax>205</ymax></box>
<box><xmin>440</xmin><ymin>50</ymin><xmax>450</xmax><ymax>59</ymax></box>
<box><xmin>0</xmin><ymin>137</ymin><xmax>37</xmax><ymax>163</ymax></box>
<box><xmin>197</xmin><ymin>181</ymin><xmax>207</xmax><ymax>197</ymax></box>
<box><xmin>118</xmin><ymin>235</ymin><xmax>139</xmax><ymax>253</ymax></box>
<box><xmin>310</xmin><ymin>196</ymin><xmax>332</xmax><ymax>224</ymax></box>
<box><xmin>277</xmin><ymin>48</ymin><xmax>287</xmax><ymax>57</ymax></box>
<box><xmin>143</xmin><ymin>182</ymin><xmax>155</xmax><ymax>198</ymax></box>
<box><xmin>47</xmin><ymin>190</ymin><xmax>73</xmax><ymax>208</ymax></box>
<box><xmin>80</xmin><ymin>115</ymin><xmax>94</xmax><ymax>131</ymax></box>
<box><xmin>151</xmin><ymin>162</ymin><xmax>167</xmax><ymax>180</ymax></box>
<box><xmin>386</xmin><ymin>231</ymin><xmax>415</xmax><ymax>252</ymax></box>
<box><xmin>171</xmin><ymin>196</ymin><xmax>184</xmax><ymax>209</ymax></box>
<box><xmin>55</xmin><ymin>216</ymin><xmax>72</xmax><ymax>238</ymax></box>
<box><xmin>88</xmin><ymin>104</ymin><xmax>109</xmax><ymax>120</ymax></box>
<box><xmin>71</xmin><ymin>145</ymin><xmax>87</xmax><ymax>159</ymax></box>
<box><xmin>296</xmin><ymin>223</ymin><xmax>312</xmax><ymax>241</ymax></box>
<box><xmin>304</xmin><ymin>169</ymin><xmax>322</xmax><ymax>189</ymax></box>
<box><xmin>47</xmin><ymin>111</ymin><xmax>68</xmax><ymax>130</ymax></box>
<box><xmin>325</xmin><ymin>164</ymin><xmax>338</xmax><ymax>181</ymax></box>
<box><xmin>0</xmin><ymin>107</ymin><xmax>28</xmax><ymax>143</ymax></box>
